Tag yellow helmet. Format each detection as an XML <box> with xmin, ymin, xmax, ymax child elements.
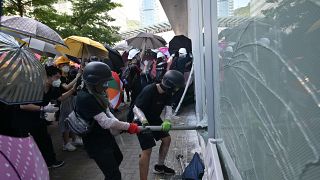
<box><xmin>55</xmin><ymin>56</ymin><xmax>70</xmax><ymax>66</ymax></box>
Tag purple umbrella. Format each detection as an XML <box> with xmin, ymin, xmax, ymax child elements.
<box><xmin>0</xmin><ymin>135</ymin><xmax>49</xmax><ymax>180</ymax></box>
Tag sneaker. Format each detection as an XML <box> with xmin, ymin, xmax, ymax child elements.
<box><xmin>63</xmin><ymin>142</ymin><xmax>77</xmax><ymax>151</ymax></box>
<box><xmin>153</xmin><ymin>164</ymin><xmax>175</xmax><ymax>175</ymax></box>
<box><xmin>72</xmin><ymin>137</ymin><xmax>83</xmax><ymax>146</ymax></box>
<box><xmin>48</xmin><ymin>160</ymin><xmax>65</xmax><ymax>169</ymax></box>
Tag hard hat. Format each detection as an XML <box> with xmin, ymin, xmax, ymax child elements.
<box><xmin>157</xmin><ymin>52</ymin><xmax>165</xmax><ymax>58</ymax></box>
<box><xmin>128</xmin><ymin>49</ymin><xmax>140</xmax><ymax>60</ymax></box>
<box><xmin>178</xmin><ymin>48</ymin><xmax>187</xmax><ymax>55</ymax></box>
<box><xmin>55</xmin><ymin>56</ymin><xmax>70</xmax><ymax>66</ymax></box>
<box><xmin>162</xmin><ymin>70</ymin><xmax>185</xmax><ymax>89</ymax></box>
<box><xmin>83</xmin><ymin>62</ymin><xmax>112</xmax><ymax>86</ymax></box>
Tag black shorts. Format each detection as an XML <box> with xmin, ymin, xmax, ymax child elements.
<box><xmin>136</xmin><ymin>119</ymin><xmax>170</xmax><ymax>150</ymax></box>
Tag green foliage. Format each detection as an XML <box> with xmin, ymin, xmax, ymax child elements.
<box><xmin>2</xmin><ymin>0</ymin><xmax>121</xmax><ymax>44</ymax></box>
<box><xmin>234</xmin><ymin>3</ymin><xmax>250</xmax><ymax>17</ymax></box>
<box><xmin>3</xmin><ymin>0</ymin><xmax>58</xmax><ymax>17</ymax></box>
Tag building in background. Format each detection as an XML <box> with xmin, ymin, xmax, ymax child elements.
<box><xmin>218</xmin><ymin>0</ymin><xmax>234</xmax><ymax>17</ymax></box>
<box><xmin>140</xmin><ymin>0</ymin><xmax>168</xmax><ymax>27</ymax></box>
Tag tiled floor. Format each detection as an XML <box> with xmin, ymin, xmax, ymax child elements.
<box><xmin>49</xmin><ymin>104</ymin><xmax>202</xmax><ymax>180</ymax></box>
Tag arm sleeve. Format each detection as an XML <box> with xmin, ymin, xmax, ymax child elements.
<box><xmin>164</xmin><ymin>106</ymin><xmax>173</xmax><ymax>120</ymax></box>
<box><xmin>93</xmin><ymin>112</ymin><xmax>130</xmax><ymax>130</ymax></box>
<box><xmin>106</xmin><ymin>108</ymin><xmax>116</xmax><ymax>119</ymax></box>
<box><xmin>133</xmin><ymin>105</ymin><xmax>147</xmax><ymax>122</ymax></box>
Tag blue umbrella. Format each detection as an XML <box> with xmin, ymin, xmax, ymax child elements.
<box><xmin>182</xmin><ymin>152</ymin><xmax>205</xmax><ymax>180</ymax></box>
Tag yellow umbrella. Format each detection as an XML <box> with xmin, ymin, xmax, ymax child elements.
<box><xmin>55</xmin><ymin>36</ymin><xmax>108</xmax><ymax>61</ymax></box>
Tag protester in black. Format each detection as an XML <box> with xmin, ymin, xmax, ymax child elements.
<box><xmin>133</xmin><ymin>70</ymin><xmax>185</xmax><ymax>180</ymax></box>
<box><xmin>75</xmin><ymin>62</ymin><xmax>140</xmax><ymax>180</ymax></box>
<box><xmin>15</xmin><ymin>66</ymin><xmax>76</xmax><ymax>168</ymax></box>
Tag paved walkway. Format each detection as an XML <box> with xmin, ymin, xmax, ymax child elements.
<box><xmin>48</xmin><ymin>104</ymin><xmax>201</xmax><ymax>180</ymax></box>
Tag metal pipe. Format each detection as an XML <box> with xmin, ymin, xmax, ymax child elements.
<box><xmin>138</xmin><ymin>125</ymin><xmax>207</xmax><ymax>131</ymax></box>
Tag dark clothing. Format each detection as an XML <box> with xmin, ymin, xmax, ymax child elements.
<box><xmin>170</xmin><ymin>56</ymin><xmax>192</xmax><ymax>74</ymax></box>
<box><xmin>5</xmin><ymin>86</ymin><xmax>61</xmax><ymax>165</ymax></box>
<box><xmin>137</xmin><ymin>125</ymin><xmax>169</xmax><ymax>150</ymax></box>
<box><xmin>135</xmin><ymin>83</ymin><xmax>171</xmax><ymax>122</ymax></box>
<box><xmin>75</xmin><ymin>89</ymin><xmax>123</xmax><ymax>180</ymax></box>
<box><xmin>134</xmin><ymin>83</ymin><xmax>171</xmax><ymax>150</ymax></box>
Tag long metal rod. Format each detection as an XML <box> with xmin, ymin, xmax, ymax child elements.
<box><xmin>174</xmin><ymin>63</ymin><xmax>194</xmax><ymax>115</ymax></box>
<box><xmin>138</xmin><ymin>125</ymin><xmax>207</xmax><ymax>131</ymax></box>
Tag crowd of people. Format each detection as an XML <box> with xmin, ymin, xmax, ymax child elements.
<box><xmin>0</xmin><ymin>46</ymin><xmax>193</xmax><ymax>180</ymax></box>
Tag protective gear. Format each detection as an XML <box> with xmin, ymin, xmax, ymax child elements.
<box><xmin>55</xmin><ymin>56</ymin><xmax>70</xmax><ymax>66</ymax></box>
<box><xmin>161</xmin><ymin>70</ymin><xmax>185</xmax><ymax>89</ymax></box>
<box><xmin>83</xmin><ymin>62</ymin><xmax>112</xmax><ymax>86</ymax></box>
<box><xmin>42</xmin><ymin>103</ymin><xmax>59</xmax><ymax>113</ymax></box>
<box><xmin>61</xmin><ymin>65</ymin><xmax>70</xmax><ymax>73</ymax></box>
<box><xmin>157</xmin><ymin>52</ymin><xmax>165</xmax><ymax>59</ymax></box>
<box><xmin>128</xmin><ymin>49</ymin><xmax>140</xmax><ymax>60</ymax></box>
<box><xmin>133</xmin><ymin>106</ymin><xmax>148</xmax><ymax>125</ymax></box>
<box><xmin>164</xmin><ymin>106</ymin><xmax>173</xmax><ymax>120</ymax></box>
<box><xmin>127</xmin><ymin>123</ymin><xmax>140</xmax><ymax>134</ymax></box>
<box><xmin>161</xmin><ymin>120</ymin><xmax>171</xmax><ymax>132</ymax></box>
<box><xmin>52</xmin><ymin>79</ymin><xmax>61</xmax><ymax>87</ymax></box>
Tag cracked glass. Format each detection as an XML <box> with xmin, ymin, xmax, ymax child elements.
<box><xmin>217</xmin><ymin>0</ymin><xmax>320</xmax><ymax>179</ymax></box>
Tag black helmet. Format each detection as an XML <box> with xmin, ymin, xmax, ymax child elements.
<box><xmin>162</xmin><ymin>70</ymin><xmax>185</xmax><ymax>89</ymax></box>
<box><xmin>83</xmin><ymin>62</ymin><xmax>112</xmax><ymax>86</ymax></box>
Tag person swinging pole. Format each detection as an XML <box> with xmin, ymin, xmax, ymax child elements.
<box><xmin>133</xmin><ymin>70</ymin><xmax>185</xmax><ymax>180</ymax></box>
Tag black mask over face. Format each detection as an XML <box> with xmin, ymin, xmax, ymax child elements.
<box><xmin>160</xmin><ymin>83</ymin><xmax>179</xmax><ymax>96</ymax></box>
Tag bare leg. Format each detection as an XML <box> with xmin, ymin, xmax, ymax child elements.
<box><xmin>63</xmin><ymin>131</ymin><xmax>70</xmax><ymax>145</ymax></box>
<box><xmin>158</xmin><ymin>136</ymin><xmax>171</xmax><ymax>165</ymax></box>
<box><xmin>139</xmin><ymin>148</ymin><xmax>152</xmax><ymax>180</ymax></box>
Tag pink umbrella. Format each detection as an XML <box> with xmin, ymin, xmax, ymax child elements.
<box><xmin>158</xmin><ymin>47</ymin><xmax>170</xmax><ymax>58</ymax></box>
<box><xmin>0</xmin><ymin>135</ymin><xmax>49</xmax><ymax>180</ymax></box>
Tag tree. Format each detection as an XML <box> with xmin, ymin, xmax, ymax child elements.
<box><xmin>58</xmin><ymin>0</ymin><xmax>121</xmax><ymax>44</ymax></box>
<box><xmin>2</xmin><ymin>0</ymin><xmax>122</xmax><ymax>44</ymax></box>
<box><xmin>3</xmin><ymin>0</ymin><xmax>58</xmax><ymax>17</ymax></box>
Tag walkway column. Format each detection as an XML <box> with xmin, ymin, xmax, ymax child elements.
<box><xmin>187</xmin><ymin>0</ymin><xmax>205</xmax><ymax>121</ymax></box>
<box><xmin>202</xmin><ymin>0</ymin><xmax>219</xmax><ymax>138</ymax></box>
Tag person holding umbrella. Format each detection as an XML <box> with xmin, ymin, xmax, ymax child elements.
<box><xmin>55</xmin><ymin>56</ymin><xmax>83</xmax><ymax>151</ymax></box>
<box><xmin>133</xmin><ymin>70</ymin><xmax>185</xmax><ymax>180</ymax></box>
<box><xmin>75</xmin><ymin>62</ymin><xmax>140</xmax><ymax>180</ymax></box>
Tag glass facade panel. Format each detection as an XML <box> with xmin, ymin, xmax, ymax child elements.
<box><xmin>217</xmin><ymin>0</ymin><xmax>320</xmax><ymax>179</ymax></box>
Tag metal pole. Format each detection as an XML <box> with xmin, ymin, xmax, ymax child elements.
<box><xmin>138</xmin><ymin>125</ymin><xmax>207</xmax><ymax>131</ymax></box>
<box><xmin>174</xmin><ymin>63</ymin><xmax>194</xmax><ymax>115</ymax></box>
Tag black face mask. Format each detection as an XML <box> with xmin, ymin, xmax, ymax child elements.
<box><xmin>160</xmin><ymin>84</ymin><xmax>179</xmax><ymax>96</ymax></box>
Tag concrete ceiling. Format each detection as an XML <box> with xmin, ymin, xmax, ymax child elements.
<box><xmin>159</xmin><ymin>0</ymin><xmax>188</xmax><ymax>36</ymax></box>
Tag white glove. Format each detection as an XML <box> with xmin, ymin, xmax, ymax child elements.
<box><xmin>42</xmin><ymin>103</ymin><xmax>59</xmax><ymax>113</ymax></box>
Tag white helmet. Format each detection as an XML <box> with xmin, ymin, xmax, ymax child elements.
<box><xmin>157</xmin><ymin>52</ymin><xmax>165</xmax><ymax>58</ymax></box>
<box><xmin>128</xmin><ymin>49</ymin><xmax>140</xmax><ymax>60</ymax></box>
<box><xmin>178</xmin><ymin>48</ymin><xmax>187</xmax><ymax>55</ymax></box>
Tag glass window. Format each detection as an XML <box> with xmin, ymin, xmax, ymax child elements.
<box><xmin>217</xmin><ymin>0</ymin><xmax>320</xmax><ymax>179</ymax></box>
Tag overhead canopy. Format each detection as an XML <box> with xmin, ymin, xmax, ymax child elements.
<box><xmin>159</xmin><ymin>0</ymin><xmax>188</xmax><ymax>36</ymax></box>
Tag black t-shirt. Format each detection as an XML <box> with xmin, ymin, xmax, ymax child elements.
<box><xmin>10</xmin><ymin>86</ymin><xmax>61</xmax><ymax>136</ymax></box>
<box><xmin>134</xmin><ymin>83</ymin><xmax>171</xmax><ymax>124</ymax></box>
<box><xmin>75</xmin><ymin>89</ymin><xmax>116</xmax><ymax>153</ymax></box>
